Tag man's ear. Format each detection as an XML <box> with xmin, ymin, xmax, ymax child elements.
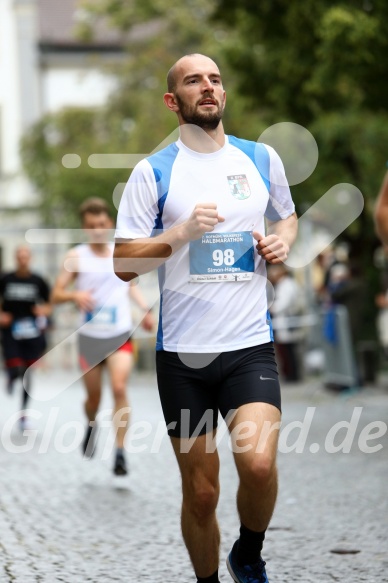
<box><xmin>164</xmin><ymin>92</ymin><xmax>179</xmax><ymax>112</ymax></box>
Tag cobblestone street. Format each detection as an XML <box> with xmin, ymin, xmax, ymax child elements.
<box><xmin>1</xmin><ymin>368</ymin><xmax>387</xmax><ymax>582</ymax></box>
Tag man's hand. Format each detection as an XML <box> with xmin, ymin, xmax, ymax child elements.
<box><xmin>0</xmin><ymin>312</ymin><xmax>13</xmax><ymax>327</ymax></box>
<box><xmin>32</xmin><ymin>304</ymin><xmax>52</xmax><ymax>318</ymax></box>
<box><xmin>114</xmin><ymin>203</ymin><xmax>225</xmax><ymax>282</ymax></box>
<box><xmin>253</xmin><ymin>232</ymin><xmax>290</xmax><ymax>264</ymax></box>
<box><xmin>141</xmin><ymin>310</ymin><xmax>156</xmax><ymax>332</ymax></box>
<box><xmin>182</xmin><ymin>203</ymin><xmax>225</xmax><ymax>241</ymax></box>
<box><xmin>73</xmin><ymin>290</ymin><xmax>95</xmax><ymax>312</ymax></box>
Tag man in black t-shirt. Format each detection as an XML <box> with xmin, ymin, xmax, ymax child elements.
<box><xmin>0</xmin><ymin>246</ymin><xmax>51</xmax><ymax>429</ymax></box>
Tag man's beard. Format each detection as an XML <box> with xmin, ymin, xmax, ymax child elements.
<box><xmin>176</xmin><ymin>93</ymin><xmax>224</xmax><ymax>130</ymax></box>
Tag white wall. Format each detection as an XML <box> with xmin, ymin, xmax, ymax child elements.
<box><xmin>42</xmin><ymin>66</ymin><xmax>118</xmax><ymax>112</ymax></box>
<box><xmin>0</xmin><ymin>0</ymin><xmax>41</xmax><ymax>215</ymax></box>
<box><xmin>0</xmin><ymin>0</ymin><xmax>24</xmax><ymax>176</ymax></box>
<box><xmin>0</xmin><ymin>0</ymin><xmax>119</xmax><ymax>182</ymax></box>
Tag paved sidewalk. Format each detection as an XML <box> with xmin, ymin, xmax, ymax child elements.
<box><xmin>1</xmin><ymin>368</ymin><xmax>387</xmax><ymax>582</ymax></box>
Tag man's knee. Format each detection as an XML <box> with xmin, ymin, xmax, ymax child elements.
<box><xmin>112</xmin><ymin>384</ymin><xmax>127</xmax><ymax>403</ymax></box>
<box><xmin>184</xmin><ymin>479</ymin><xmax>219</xmax><ymax>524</ymax></box>
<box><xmin>238</xmin><ymin>453</ymin><xmax>277</xmax><ymax>489</ymax></box>
<box><xmin>85</xmin><ymin>392</ymin><xmax>100</xmax><ymax>413</ymax></box>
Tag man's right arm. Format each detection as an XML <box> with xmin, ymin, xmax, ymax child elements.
<box><xmin>51</xmin><ymin>250</ymin><xmax>94</xmax><ymax>311</ymax></box>
<box><xmin>114</xmin><ymin>224</ymin><xmax>185</xmax><ymax>283</ymax></box>
<box><xmin>0</xmin><ymin>302</ymin><xmax>13</xmax><ymax>327</ymax></box>
<box><xmin>114</xmin><ymin>203</ymin><xmax>225</xmax><ymax>282</ymax></box>
<box><xmin>0</xmin><ymin>279</ymin><xmax>12</xmax><ymax>327</ymax></box>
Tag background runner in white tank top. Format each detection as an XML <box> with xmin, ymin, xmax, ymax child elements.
<box><xmin>75</xmin><ymin>243</ymin><xmax>132</xmax><ymax>339</ymax></box>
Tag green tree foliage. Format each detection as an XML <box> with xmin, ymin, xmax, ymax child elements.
<box><xmin>213</xmin><ymin>0</ymin><xmax>388</xmax><ymax>335</ymax></box>
<box><xmin>75</xmin><ymin>0</ymin><xmax>261</xmax><ymax>148</ymax></box>
<box><xmin>216</xmin><ymin>9</ymin><xmax>384</xmax><ymax>196</ymax></box>
<box><xmin>20</xmin><ymin>107</ymin><xmax>132</xmax><ymax>226</ymax></box>
<box><xmin>212</xmin><ymin>0</ymin><xmax>388</xmax><ymax>205</ymax></box>
<box><xmin>213</xmin><ymin>1</ymin><xmax>388</xmax><ymax>116</ymax></box>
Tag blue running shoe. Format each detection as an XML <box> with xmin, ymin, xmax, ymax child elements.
<box><xmin>226</xmin><ymin>541</ymin><xmax>269</xmax><ymax>583</ymax></box>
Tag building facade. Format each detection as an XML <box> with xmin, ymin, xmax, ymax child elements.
<box><xmin>0</xmin><ymin>0</ymin><xmax>123</xmax><ymax>273</ymax></box>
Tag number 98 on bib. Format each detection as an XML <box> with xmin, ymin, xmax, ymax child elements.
<box><xmin>189</xmin><ymin>231</ymin><xmax>254</xmax><ymax>283</ymax></box>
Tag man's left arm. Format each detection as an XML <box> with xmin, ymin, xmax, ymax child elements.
<box><xmin>128</xmin><ymin>283</ymin><xmax>156</xmax><ymax>332</ymax></box>
<box><xmin>32</xmin><ymin>277</ymin><xmax>52</xmax><ymax>318</ymax></box>
<box><xmin>253</xmin><ymin>212</ymin><xmax>298</xmax><ymax>264</ymax></box>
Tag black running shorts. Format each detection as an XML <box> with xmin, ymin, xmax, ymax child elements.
<box><xmin>1</xmin><ymin>328</ymin><xmax>46</xmax><ymax>368</ymax></box>
<box><xmin>156</xmin><ymin>342</ymin><xmax>281</xmax><ymax>438</ymax></box>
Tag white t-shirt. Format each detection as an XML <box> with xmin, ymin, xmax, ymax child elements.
<box><xmin>115</xmin><ymin>135</ymin><xmax>295</xmax><ymax>353</ymax></box>
<box><xmin>75</xmin><ymin>243</ymin><xmax>132</xmax><ymax>339</ymax></box>
<box><xmin>270</xmin><ymin>276</ymin><xmax>305</xmax><ymax>343</ymax></box>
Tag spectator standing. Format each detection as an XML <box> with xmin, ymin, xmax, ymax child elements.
<box><xmin>328</xmin><ymin>262</ymin><xmax>366</xmax><ymax>353</ymax></box>
<box><xmin>268</xmin><ymin>265</ymin><xmax>306</xmax><ymax>382</ymax></box>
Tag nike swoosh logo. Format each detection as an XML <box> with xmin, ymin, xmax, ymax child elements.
<box><xmin>260</xmin><ymin>375</ymin><xmax>276</xmax><ymax>381</ymax></box>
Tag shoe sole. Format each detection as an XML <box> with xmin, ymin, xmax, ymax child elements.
<box><xmin>113</xmin><ymin>467</ymin><xmax>128</xmax><ymax>476</ymax></box>
<box><xmin>226</xmin><ymin>556</ymin><xmax>240</xmax><ymax>582</ymax></box>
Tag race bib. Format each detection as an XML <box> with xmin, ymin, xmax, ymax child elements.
<box><xmin>85</xmin><ymin>306</ymin><xmax>117</xmax><ymax>328</ymax></box>
<box><xmin>12</xmin><ymin>318</ymin><xmax>40</xmax><ymax>340</ymax></box>
<box><xmin>189</xmin><ymin>231</ymin><xmax>254</xmax><ymax>283</ymax></box>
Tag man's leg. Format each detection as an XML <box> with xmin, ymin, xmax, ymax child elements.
<box><xmin>18</xmin><ymin>336</ymin><xmax>46</xmax><ymax>428</ymax></box>
<box><xmin>5</xmin><ymin>363</ymin><xmax>21</xmax><ymax>394</ymax></box>
<box><xmin>82</xmin><ymin>364</ymin><xmax>103</xmax><ymax>456</ymax></box>
<box><xmin>106</xmin><ymin>349</ymin><xmax>133</xmax><ymax>449</ymax></box>
<box><xmin>171</xmin><ymin>433</ymin><xmax>221</xmax><ymax>581</ymax></box>
<box><xmin>21</xmin><ymin>363</ymin><xmax>32</xmax><ymax>409</ymax></box>
<box><xmin>226</xmin><ymin>402</ymin><xmax>280</xmax><ymax>580</ymax></box>
<box><xmin>2</xmin><ymin>331</ymin><xmax>22</xmax><ymax>395</ymax></box>
<box><xmin>230</xmin><ymin>402</ymin><xmax>280</xmax><ymax>531</ymax></box>
<box><xmin>156</xmin><ymin>349</ymin><xmax>221</xmax><ymax>580</ymax></box>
